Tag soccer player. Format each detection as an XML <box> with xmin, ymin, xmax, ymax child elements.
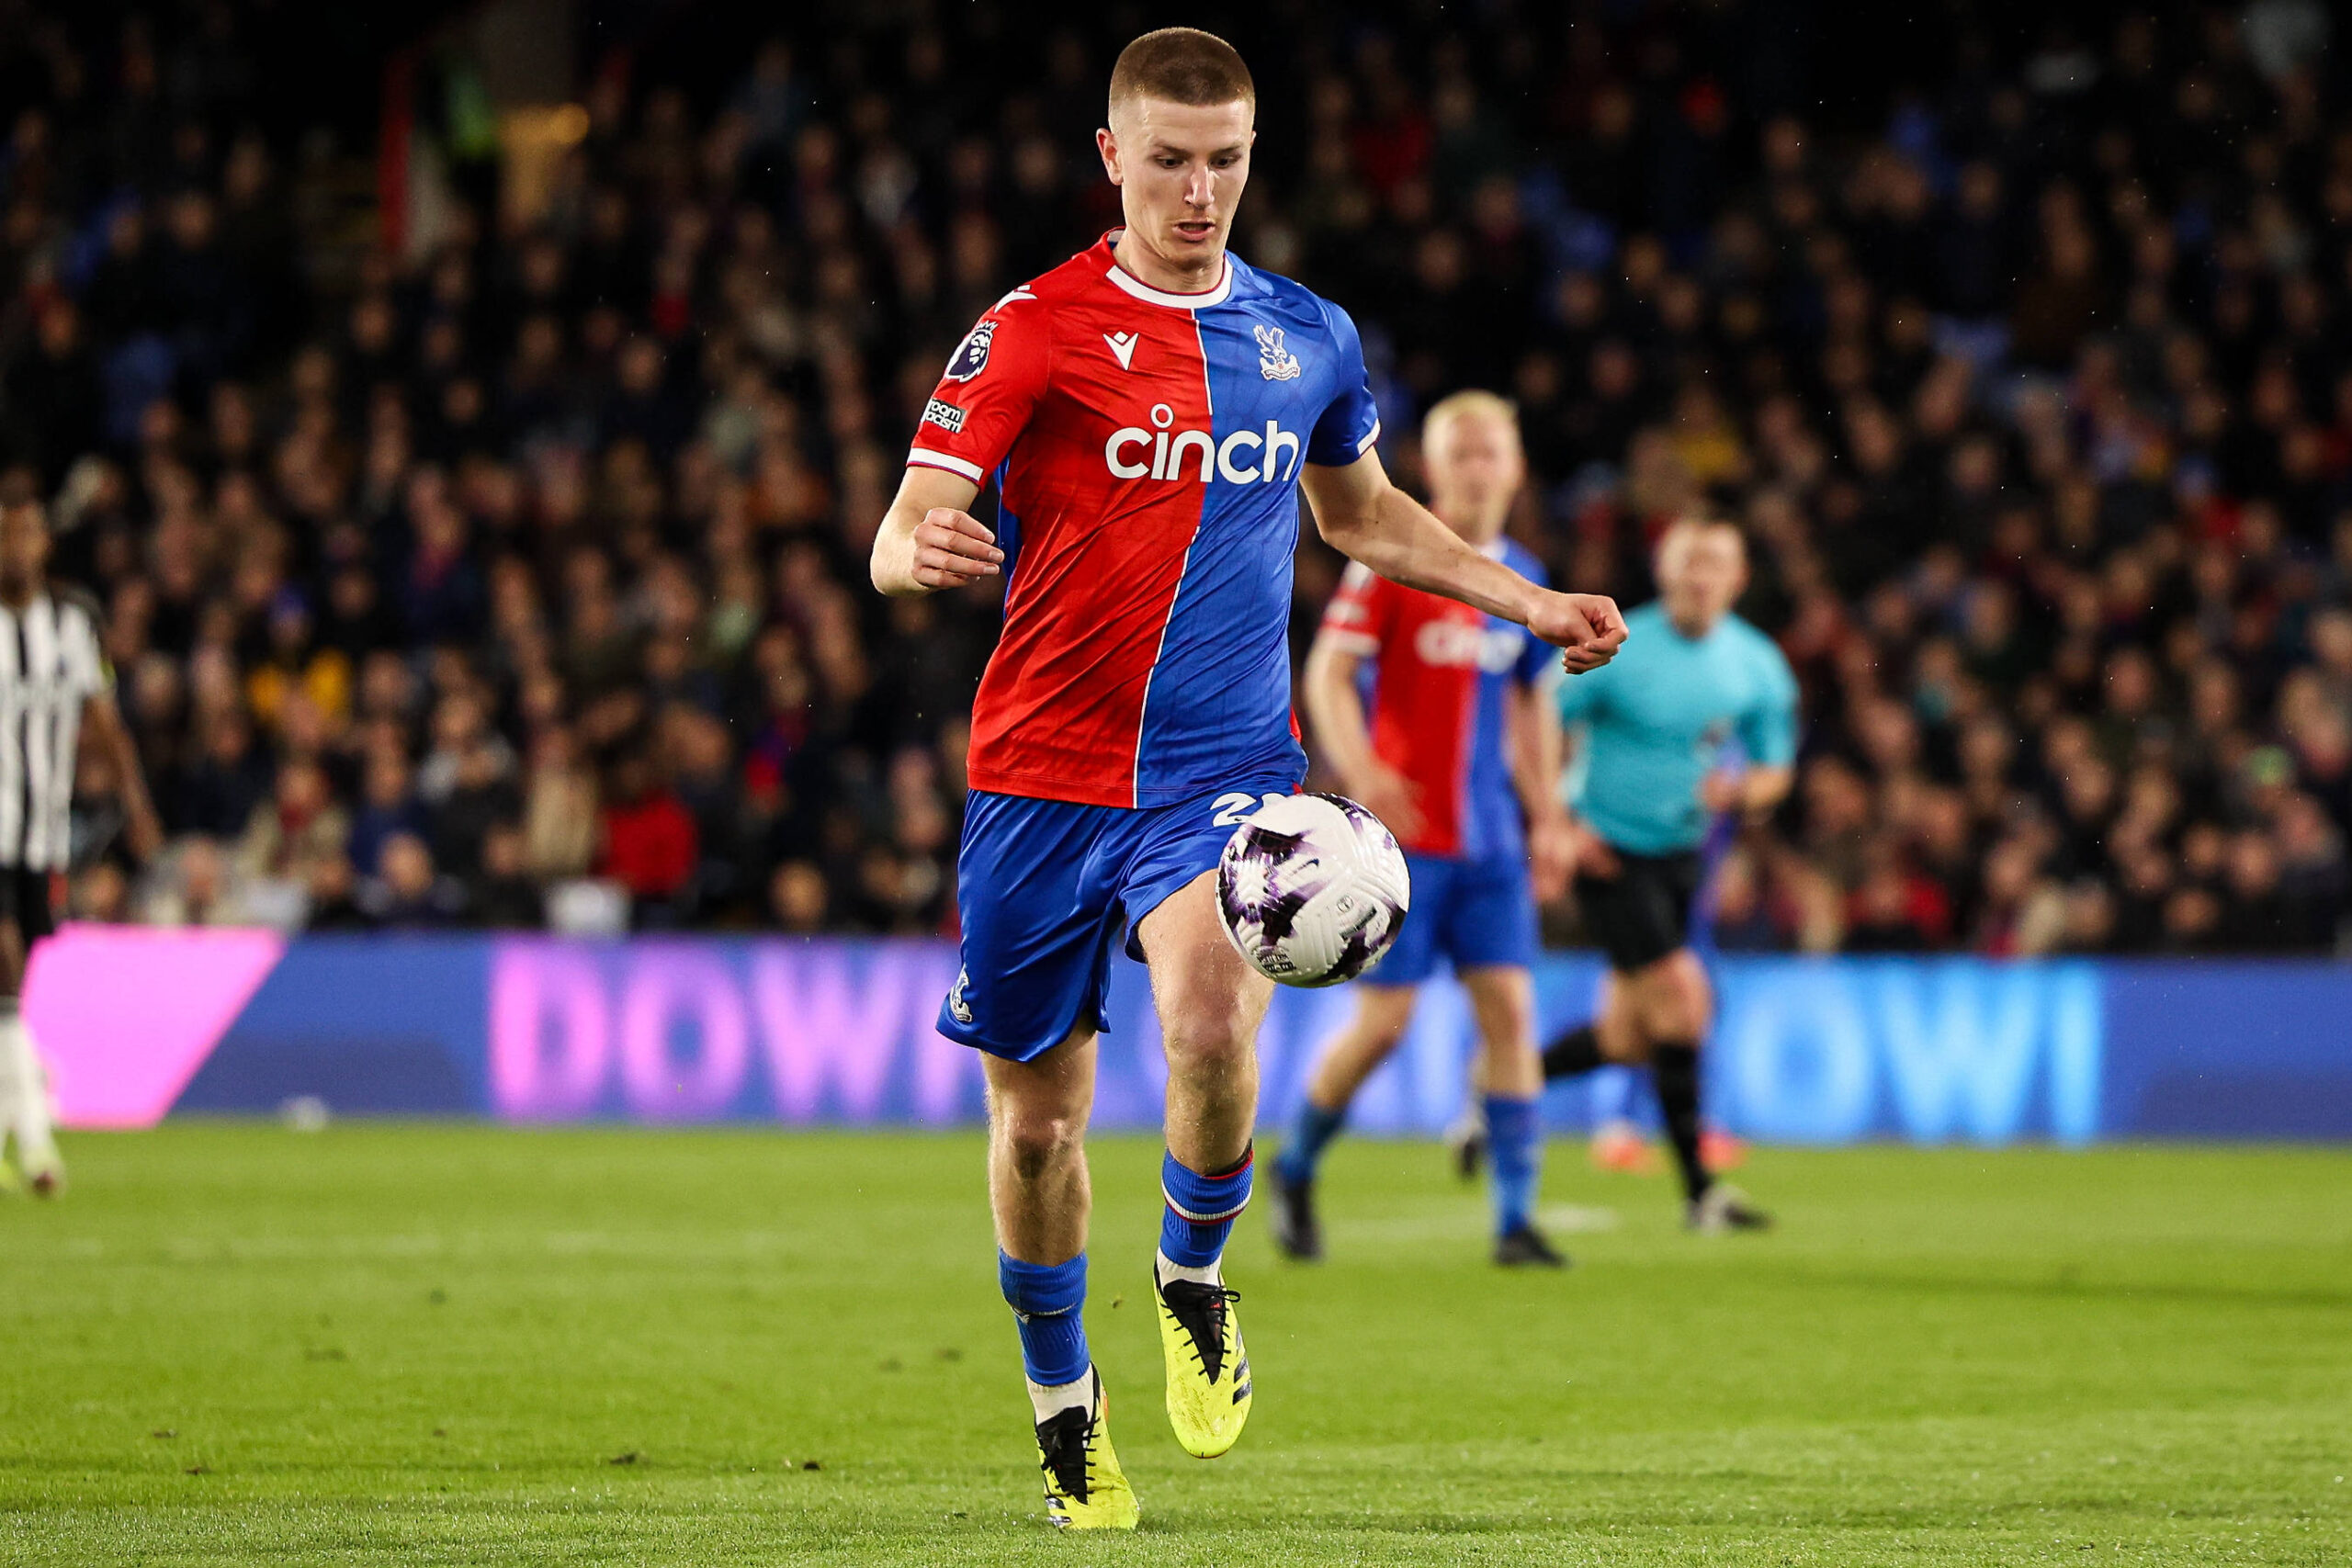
<box><xmin>0</xmin><ymin>495</ymin><xmax>161</xmax><ymax>1195</ymax></box>
<box><xmin>867</xmin><ymin>29</ymin><xmax>1625</xmax><ymax>1529</ymax></box>
<box><xmin>1539</xmin><ymin>517</ymin><xmax>1792</xmax><ymax>1233</ymax></box>
<box><xmin>1269</xmin><ymin>390</ymin><xmax>1573</xmax><ymax>1269</ymax></box>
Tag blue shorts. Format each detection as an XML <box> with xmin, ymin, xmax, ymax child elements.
<box><xmin>1366</xmin><ymin>851</ymin><xmax>1539</xmax><ymax>987</ymax></box>
<box><xmin>940</xmin><ymin>773</ymin><xmax>1301</xmax><ymax>1062</ymax></box>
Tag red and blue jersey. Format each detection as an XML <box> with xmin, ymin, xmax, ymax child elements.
<box><xmin>1317</xmin><ymin>541</ymin><xmax>1556</xmax><ymax>861</ymax></box>
<box><xmin>908</xmin><ymin>233</ymin><xmax>1382</xmax><ymax>808</ymax></box>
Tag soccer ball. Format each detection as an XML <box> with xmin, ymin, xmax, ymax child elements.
<box><xmin>1216</xmin><ymin>793</ymin><xmax>1411</xmax><ymax>987</ymax></box>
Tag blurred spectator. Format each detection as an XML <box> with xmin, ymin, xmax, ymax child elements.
<box><xmin>470</xmin><ymin>821</ymin><xmax>544</xmax><ymax>928</ymax></box>
<box><xmin>141</xmin><ymin>839</ymin><xmax>245</xmax><ymax>927</ymax></box>
<box><xmin>522</xmin><ymin>726</ymin><xmax>599</xmax><ymax>880</ymax></box>
<box><xmin>234</xmin><ymin>758</ymin><xmax>350</xmax><ymax>889</ymax></box>
<box><xmin>348</xmin><ymin>750</ymin><xmax>428</xmax><ymax>878</ymax></box>
<box><xmin>357</xmin><ymin>832</ymin><xmax>466</xmax><ymax>928</ymax></box>
<box><xmin>596</xmin><ymin>750</ymin><xmax>698</xmax><ymax>926</ymax></box>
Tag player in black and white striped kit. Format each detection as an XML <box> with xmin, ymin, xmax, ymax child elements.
<box><xmin>0</xmin><ymin>496</ymin><xmax>160</xmax><ymax>1194</ymax></box>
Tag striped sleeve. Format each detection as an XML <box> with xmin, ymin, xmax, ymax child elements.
<box><xmin>1317</xmin><ymin>561</ymin><xmax>1394</xmax><ymax>658</ymax></box>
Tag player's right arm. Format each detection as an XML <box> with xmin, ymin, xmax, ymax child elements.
<box><xmin>870</xmin><ymin>468</ymin><xmax>1002</xmax><ymax>596</ymax></box>
<box><xmin>869</xmin><ymin>288</ymin><xmax>1046</xmax><ymax>597</ymax></box>
<box><xmin>1302</xmin><ymin>567</ymin><xmax>1424</xmax><ymax>838</ymax></box>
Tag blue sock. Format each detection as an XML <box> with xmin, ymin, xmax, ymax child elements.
<box><xmin>1159</xmin><ymin>1145</ymin><xmax>1253</xmax><ymax>1269</ymax></box>
<box><xmin>999</xmin><ymin>1251</ymin><xmax>1089</xmax><ymax>1387</ymax></box>
<box><xmin>1485</xmin><ymin>1095</ymin><xmax>1542</xmax><ymax>1236</ymax></box>
<box><xmin>1276</xmin><ymin>1102</ymin><xmax>1345</xmax><ymax>1185</ymax></box>
<box><xmin>1589</xmin><ymin>1064</ymin><xmax>1638</xmax><ymax>1127</ymax></box>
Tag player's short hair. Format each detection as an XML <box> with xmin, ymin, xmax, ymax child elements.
<box><xmin>1109</xmin><ymin>28</ymin><xmax>1255</xmax><ymax>120</ymax></box>
<box><xmin>1420</xmin><ymin>389</ymin><xmax>1520</xmax><ymax>450</ymax></box>
<box><xmin>1656</xmin><ymin>513</ymin><xmax>1747</xmax><ymax>565</ymax></box>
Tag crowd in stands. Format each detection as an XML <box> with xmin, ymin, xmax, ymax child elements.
<box><xmin>4</xmin><ymin>2</ymin><xmax>2351</xmax><ymax>954</ymax></box>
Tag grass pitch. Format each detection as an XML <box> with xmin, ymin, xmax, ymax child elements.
<box><xmin>0</xmin><ymin>1126</ymin><xmax>2345</xmax><ymax>1565</ymax></box>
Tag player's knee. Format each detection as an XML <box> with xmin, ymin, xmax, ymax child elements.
<box><xmin>1640</xmin><ymin>976</ymin><xmax>1709</xmax><ymax>1043</ymax></box>
<box><xmin>1000</xmin><ymin>1111</ymin><xmax>1085</xmax><ymax>1182</ymax></box>
<box><xmin>1354</xmin><ymin>1001</ymin><xmax>1413</xmax><ymax>1055</ymax></box>
<box><xmin>1161</xmin><ymin>1004</ymin><xmax>1255</xmax><ymax>1076</ymax></box>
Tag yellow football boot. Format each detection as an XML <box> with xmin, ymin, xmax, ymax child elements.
<box><xmin>1034</xmin><ymin>1370</ymin><xmax>1139</xmax><ymax>1530</ymax></box>
<box><xmin>1155</xmin><ymin>1259</ymin><xmax>1251</xmax><ymax>1458</ymax></box>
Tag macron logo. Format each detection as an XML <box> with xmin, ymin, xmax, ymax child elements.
<box><xmin>1104</xmin><ymin>331</ymin><xmax>1139</xmax><ymax>370</ymax></box>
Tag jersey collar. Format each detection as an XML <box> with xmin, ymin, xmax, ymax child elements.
<box><xmin>1100</xmin><ymin>231</ymin><xmax>1234</xmax><ymax>310</ymax></box>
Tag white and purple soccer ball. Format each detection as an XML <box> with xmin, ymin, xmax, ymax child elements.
<box><xmin>1216</xmin><ymin>793</ymin><xmax>1411</xmax><ymax>987</ymax></box>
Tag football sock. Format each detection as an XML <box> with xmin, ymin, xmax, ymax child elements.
<box><xmin>0</xmin><ymin>1001</ymin><xmax>20</xmax><ymax>1133</ymax></box>
<box><xmin>1275</xmin><ymin>1102</ymin><xmax>1345</xmax><ymax>1185</ymax></box>
<box><xmin>1024</xmin><ymin>1371</ymin><xmax>1091</xmax><ymax>1425</ymax></box>
<box><xmin>1159</xmin><ymin>1145</ymin><xmax>1253</xmax><ymax>1270</ymax></box>
<box><xmin>1483</xmin><ymin>1094</ymin><xmax>1542</xmax><ymax>1235</ymax></box>
<box><xmin>0</xmin><ymin>1001</ymin><xmax>45</xmax><ymax>1148</ymax></box>
<box><xmin>1649</xmin><ymin>1043</ymin><xmax>1712</xmax><ymax>1203</ymax></box>
<box><xmin>1540</xmin><ymin>1022</ymin><xmax>1605</xmax><ymax>1081</ymax></box>
<box><xmin>1000</xmin><ymin>1251</ymin><xmax>1090</xmax><ymax>1390</ymax></box>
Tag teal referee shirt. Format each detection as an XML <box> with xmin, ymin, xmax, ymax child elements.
<box><xmin>1555</xmin><ymin>603</ymin><xmax>1799</xmax><ymax>856</ymax></box>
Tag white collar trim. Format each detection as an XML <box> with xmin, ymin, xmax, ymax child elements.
<box><xmin>1105</xmin><ymin>254</ymin><xmax>1233</xmax><ymax>310</ymax></box>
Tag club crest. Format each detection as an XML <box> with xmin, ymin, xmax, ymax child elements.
<box><xmin>1254</xmin><ymin>323</ymin><xmax>1301</xmax><ymax>381</ymax></box>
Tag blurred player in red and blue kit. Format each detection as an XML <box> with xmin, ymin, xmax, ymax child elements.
<box><xmin>868</xmin><ymin>29</ymin><xmax>1626</xmax><ymax>1529</ymax></box>
<box><xmin>1272</xmin><ymin>391</ymin><xmax>1577</xmax><ymax>1269</ymax></box>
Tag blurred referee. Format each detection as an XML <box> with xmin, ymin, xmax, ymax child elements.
<box><xmin>1542</xmin><ymin>517</ymin><xmax>1794</xmax><ymax>1232</ymax></box>
<box><xmin>0</xmin><ymin>494</ymin><xmax>160</xmax><ymax>1194</ymax></box>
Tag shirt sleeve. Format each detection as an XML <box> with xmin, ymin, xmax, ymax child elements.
<box><xmin>1306</xmin><ymin>299</ymin><xmax>1383</xmax><ymax>468</ymax></box>
<box><xmin>905</xmin><ymin>288</ymin><xmax>1049</xmax><ymax>486</ymax></box>
<box><xmin>1555</xmin><ymin>658</ymin><xmax>1604</xmax><ymax>724</ymax></box>
<box><xmin>1737</xmin><ymin>634</ymin><xmax>1801</xmax><ymax>768</ymax></box>
<box><xmin>63</xmin><ymin>594</ymin><xmax>112</xmax><ymax>696</ymax></box>
<box><xmin>1317</xmin><ymin>561</ymin><xmax>1395</xmax><ymax>658</ymax></box>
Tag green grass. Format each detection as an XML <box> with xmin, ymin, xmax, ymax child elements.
<box><xmin>0</xmin><ymin>1127</ymin><xmax>2346</xmax><ymax>1564</ymax></box>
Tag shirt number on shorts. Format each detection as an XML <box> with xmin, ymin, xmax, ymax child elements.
<box><xmin>1210</xmin><ymin>792</ymin><xmax>1259</xmax><ymax>828</ymax></box>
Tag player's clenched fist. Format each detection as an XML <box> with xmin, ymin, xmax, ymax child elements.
<box><xmin>1527</xmin><ymin>591</ymin><xmax>1628</xmax><ymax>673</ymax></box>
<box><xmin>910</xmin><ymin>507</ymin><xmax>1005</xmax><ymax>591</ymax></box>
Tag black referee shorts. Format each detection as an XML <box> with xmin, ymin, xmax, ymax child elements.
<box><xmin>0</xmin><ymin>864</ymin><xmax>58</xmax><ymax>946</ymax></box>
<box><xmin>1574</xmin><ymin>848</ymin><xmax>1704</xmax><ymax>974</ymax></box>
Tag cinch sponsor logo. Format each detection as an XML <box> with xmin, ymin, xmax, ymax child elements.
<box><xmin>1414</xmin><ymin>619</ymin><xmax>1525</xmax><ymax>672</ymax></box>
<box><xmin>1105</xmin><ymin>401</ymin><xmax>1302</xmax><ymax>484</ymax></box>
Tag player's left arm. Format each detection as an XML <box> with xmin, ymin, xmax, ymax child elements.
<box><xmin>1300</xmin><ymin>450</ymin><xmax>1624</xmax><ymax>672</ymax></box>
<box><xmin>82</xmin><ymin>689</ymin><xmax>163</xmax><ymax>863</ymax></box>
<box><xmin>1506</xmin><ymin>676</ymin><xmax>1575</xmax><ymax>899</ymax></box>
<box><xmin>1713</xmin><ymin>637</ymin><xmax>1800</xmax><ymax>827</ymax></box>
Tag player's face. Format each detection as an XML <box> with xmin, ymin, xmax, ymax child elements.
<box><xmin>1099</xmin><ymin>96</ymin><xmax>1253</xmax><ymax>283</ymax></box>
<box><xmin>1657</xmin><ymin>529</ymin><xmax>1746</xmax><ymax>633</ymax></box>
<box><xmin>0</xmin><ymin>504</ymin><xmax>49</xmax><ymax>589</ymax></box>
<box><xmin>1424</xmin><ymin>414</ymin><xmax>1523</xmax><ymax>543</ymax></box>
